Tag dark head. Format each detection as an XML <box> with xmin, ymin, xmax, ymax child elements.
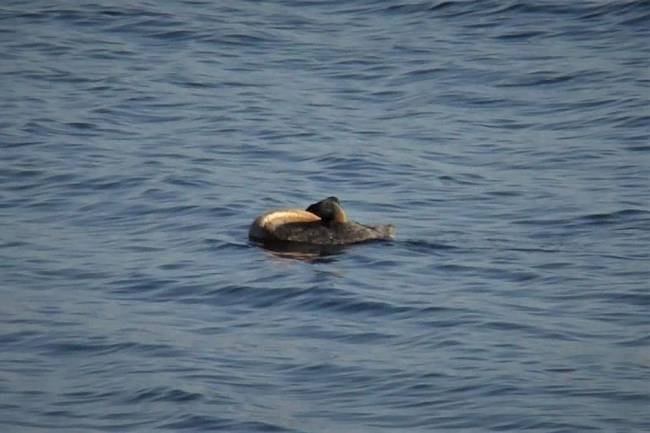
<box><xmin>306</xmin><ymin>196</ymin><xmax>348</xmax><ymax>225</ymax></box>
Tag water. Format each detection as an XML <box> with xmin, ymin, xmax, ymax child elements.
<box><xmin>1</xmin><ymin>1</ymin><xmax>649</xmax><ymax>432</ymax></box>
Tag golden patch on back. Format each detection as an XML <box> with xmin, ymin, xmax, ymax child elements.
<box><xmin>249</xmin><ymin>209</ymin><xmax>321</xmax><ymax>241</ymax></box>
<box><xmin>256</xmin><ymin>209</ymin><xmax>321</xmax><ymax>230</ymax></box>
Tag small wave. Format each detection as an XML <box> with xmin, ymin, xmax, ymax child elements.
<box><xmin>379</xmin><ymin>0</ymin><xmax>638</xmax><ymax>21</ymax></box>
<box><xmin>315</xmin><ymin>153</ymin><xmax>385</xmax><ymax>172</ymax></box>
<box><xmin>515</xmin><ymin>208</ymin><xmax>649</xmax><ymax>228</ymax></box>
<box><xmin>438</xmin><ymin>174</ymin><xmax>484</xmax><ymax>185</ymax></box>
<box><xmin>293</xmin><ymin>293</ymin><xmax>411</xmax><ymax>317</ymax></box>
<box><xmin>616</xmin><ymin>334</ymin><xmax>650</xmax><ymax>347</ymax></box>
<box><xmin>127</xmin><ymin>387</ymin><xmax>203</xmax><ymax>404</ymax></box>
<box><xmin>202</xmin><ymin>32</ymin><xmax>285</xmax><ymax>47</ymax></box>
<box><xmin>494</xmin><ymin>30</ymin><xmax>548</xmax><ymax>41</ymax></box>
<box><xmin>38</xmin><ymin>340</ymin><xmax>176</xmax><ymax>357</ymax></box>
<box><xmin>385</xmin><ymin>0</ymin><xmax>474</xmax><ymax>18</ymax></box>
<box><xmin>496</xmin><ymin>71</ymin><xmax>577</xmax><ymax>88</ymax></box>
<box><xmin>436</xmin><ymin>263</ymin><xmax>539</xmax><ymax>283</ymax></box>
<box><xmin>159</xmin><ymin>414</ymin><xmax>231</xmax><ymax>431</ymax></box>
<box><xmin>578</xmin><ymin>208</ymin><xmax>650</xmax><ymax>226</ymax></box>
<box><xmin>197</xmin><ymin>284</ymin><xmax>411</xmax><ymax>318</ymax></box>
<box><xmin>626</xmin><ymin>144</ymin><xmax>650</xmax><ymax>152</ymax></box>
<box><xmin>403</xmin><ymin>239</ymin><xmax>459</xmax><ymax>254</ymax></box>
<box><xmin>148</xmin><ymin>29</ymin><xmax>196</xmax><ymax>41</ymax></box>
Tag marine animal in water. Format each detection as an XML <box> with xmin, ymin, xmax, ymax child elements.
<box><xmin>249</xmin><ymin>197</ymin><xmax>395</xmax><ymax>246</ymax></box>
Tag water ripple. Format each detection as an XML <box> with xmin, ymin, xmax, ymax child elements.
<box><xmin>2</xmin><ymin>0</ymin><xmax>649</xmax><ymax>432</ymax></box>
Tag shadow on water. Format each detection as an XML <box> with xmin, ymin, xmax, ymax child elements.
<box><xmin>249</xmin><ymin>240</ymin><xmax>347</xmax><ymax>263</ymax></box>
<box><xmin>251</xmin><ymin>237</ymin><xmax>460</xmax><ymax>264</ymax></box>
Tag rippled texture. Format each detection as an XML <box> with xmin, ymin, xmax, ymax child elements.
<box><xmin>1</xmin><ymin>1</ymin><xmax>649</xmax><ymax>432</ymax></box>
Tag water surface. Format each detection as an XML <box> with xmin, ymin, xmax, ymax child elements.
<box><xmin>1</xmin><ymin>1</ymin><xmax>649</xmax><ymax>432</ymax></box>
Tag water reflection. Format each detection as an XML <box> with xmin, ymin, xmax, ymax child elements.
<box><xmin>250</xmin><ymin>240</ymin><xmax>346</xmax><ymax>262</ymax></box>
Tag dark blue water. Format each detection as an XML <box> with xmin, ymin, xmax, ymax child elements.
<box><xmin>1</xmin><ymin>1</ymin><xmax>649</xmax><ymax>432</ymax></box>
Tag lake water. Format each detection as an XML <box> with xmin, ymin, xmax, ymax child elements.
<box><xmin>1</xmin><ymin>1</ymin><xmax>649</xmax><ymax>432</ymax></box>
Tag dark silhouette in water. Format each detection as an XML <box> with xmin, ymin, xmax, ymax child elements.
<box><xmin>249</xmin><ymin>197</ymin><xmax>395</xmax><ymax>246</ymax></box>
